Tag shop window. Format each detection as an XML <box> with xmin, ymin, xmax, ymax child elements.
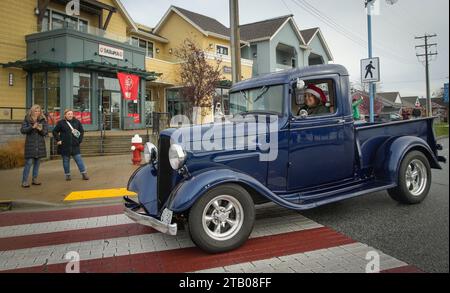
<box><xmin>73</xmin><ymin>71</ymin><xmax>92</xmax><ymax>125</ymax></box>
<box><xmin>127</xmin><ymin>100</ymin><xmax>141</xmax><ymax>124</ymax></box>
<box><xmin>32</xmin><ymin>71</ymin><xmax>60</xmax><ymax>126</ymax></box>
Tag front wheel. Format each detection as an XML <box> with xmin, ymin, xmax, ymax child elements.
<box><xmin>388</xmin><ymin>151</ymin><xmax>432</xmax><ymax>204</ymax></box>
<box><xmin>188</xmin><ymin>184</ymin><xmax>255</xmax><ymax>253</ymax></box>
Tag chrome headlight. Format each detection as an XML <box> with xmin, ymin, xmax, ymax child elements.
<box><xmin>144</xmin><ymin>142</ymin><xmax>158</xmax><ymax>164</ymax></box>
<box><xmin>168</xmin><ymin>144</ymin><xmax>187</xmax><ymax>170</ymax></box>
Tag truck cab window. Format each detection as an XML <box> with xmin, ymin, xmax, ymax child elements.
<box><xmin>292</xmin><ymin>80</ymin><xmax>337</xmax><ymax>117</ymax></box>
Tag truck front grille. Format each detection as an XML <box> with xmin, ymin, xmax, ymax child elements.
<box><xmin>157</xmin><ymin>135</ymin><xmax>175</xmax><ymax>208</ymax></box>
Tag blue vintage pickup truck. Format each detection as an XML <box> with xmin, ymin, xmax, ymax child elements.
<box><xmin>124</xmin><ymin>64</ymin><xmax>446</xmax><ymax>253</ymax></box>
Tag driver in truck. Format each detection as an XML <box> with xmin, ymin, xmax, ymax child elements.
<box><xmin>298</xmin><ymin>84</ymin><xmax>330</xmax><ymax>116</ymax></box>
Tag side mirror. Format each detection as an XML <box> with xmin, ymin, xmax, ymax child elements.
<box><xmin>299</xmin><ymin>109</ymin><xmax>309</xmax><ymax>119</ymax></box>
<box><xmin>296</xmin><ymin>78</ymin><xmax>306</xmax><ymax>90</ymax></box>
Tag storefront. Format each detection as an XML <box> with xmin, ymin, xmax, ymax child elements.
<box><xmin>2</xmin><ymin>27</ymin><xmax>159</xmax><ymax>131</ymax></box>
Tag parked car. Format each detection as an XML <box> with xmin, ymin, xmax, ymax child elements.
<box><xmin>124</xmin><ymin>64</ymin><xmax>446</xmax><ymax>253</ymax></box>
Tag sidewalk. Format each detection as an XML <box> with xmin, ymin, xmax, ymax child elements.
<box><xmin>0</xmin><ymin>154</ymin><xmax>140</xmax><ymax>207</ymax></box>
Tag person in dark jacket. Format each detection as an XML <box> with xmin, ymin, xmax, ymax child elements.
<box><xmin>52</xmin><ymin>109</ymin><xmax>89</xmax><ymax>181</ymax></box>
<box><xmin>20</xmin><ymin>105</ymin><xmax>48</xmax><ymax>188</ymax></box>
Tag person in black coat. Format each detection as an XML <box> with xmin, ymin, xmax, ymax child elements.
<box><xmin>52</xmin><ymin>109</ymin><xmax>89</xmax><ymax>181</ymax></box>
<box><xmin>20</xmin><ymin>105</ymin><xmax>48</xmax><ymax>188</ymax></box>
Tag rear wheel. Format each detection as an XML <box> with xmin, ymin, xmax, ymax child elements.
<box><xmin>188</xmin><ymin>184</ymin><xmax>255</xmax><ymax>253</ymax></box>
<box><xmin>388</xmin><ymin>151</ymin><xmax>431</xmax><ymax>204</ymax></box>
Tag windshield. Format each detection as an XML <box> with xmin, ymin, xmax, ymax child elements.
<box><xmin>229</xmin><ymin>85</ymin><xmax>284</xmax><ymax>116</ymax></box>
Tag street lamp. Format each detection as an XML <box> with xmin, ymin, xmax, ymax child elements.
<box><xmin>364</xmin><ymin>0</ymin><xmax>398</xmax><ymax>123</ymax></box>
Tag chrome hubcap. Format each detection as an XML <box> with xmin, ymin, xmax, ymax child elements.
<box><xmin>202</xmin><ymin>195</ymin><xmax>244</xmax><ymax>241</ymax></box>
<box><xmin>405</xmin><ymin>159</ymin><xmax>427</xmax><ymax>197</ymax></box>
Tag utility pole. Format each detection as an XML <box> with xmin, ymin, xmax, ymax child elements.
<box><xmin>230</xmin><ymin>0</ymin><xmax>242</xmax><ymax>84</ymax></box>
<box><xmin>366</xmin><ymin>0</ymin><xmax>375</xmax><ymax>123</ymax></box>
<box><xmin>415</xmin><ymin>34</ymin><xmax>438</xmax><ymax>117</ymax></box>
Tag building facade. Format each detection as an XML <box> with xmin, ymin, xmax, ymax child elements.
<box><xmin>0</xmin><ymin>1</ymin><xmax>332</xmax><ymax>139</ymax></box>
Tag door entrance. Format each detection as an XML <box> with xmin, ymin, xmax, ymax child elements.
<box><xmin>101</xmin><ymin>90</ymin><xmax>122</xmax><ymax>130</ymax></box>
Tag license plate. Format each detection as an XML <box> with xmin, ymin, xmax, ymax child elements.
<box><xmin>161</xmin><ymin>209</ymin><xmax>173</xmax><ymax>225</ymax></box>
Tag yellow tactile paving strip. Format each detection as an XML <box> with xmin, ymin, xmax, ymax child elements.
<box><xmin>64</xmin><ymin>188</ymin><xmax>136</xmax><ymax>201</ymax></box>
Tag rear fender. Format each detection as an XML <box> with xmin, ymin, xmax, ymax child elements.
<box><xmin>374</xmin><ymin>136</ymin><xmax>441</xmax><ymax>184</ymax></box>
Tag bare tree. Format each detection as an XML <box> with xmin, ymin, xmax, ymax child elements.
<box><xmin>174</xmin><ymin>39</ymin><xmax>222</xmax><ymax>119</ymax></box>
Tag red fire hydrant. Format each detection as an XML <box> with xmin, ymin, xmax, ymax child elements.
<box><xmin>131</xmin><ymin>134</ymin><xmax>144</xmax><ymax>166</ymax></box>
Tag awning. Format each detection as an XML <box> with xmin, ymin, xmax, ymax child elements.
<box><xmin>1</xmin><ymin>59</ymin><xmax>161</xmax><ymax>81</ymax></box>
<box><xmin>71</xmin><ymin>60</ymin><xmax>161</xmax><ymax>80</ymax></box>
<box><xmin>1</xmin><ymin>59</ymin><xmax>65</xmax><ymax>70</ymax></box>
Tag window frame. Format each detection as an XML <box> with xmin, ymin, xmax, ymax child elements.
<box><xmin>216</xmin><ymin>45</ymin><xmax>230</xmax><ymax>56</ymax></box>
<box><xmin>132</xmin><ymin>37</ymin><xmax>155</xmax><ymax>58</ymax></box>
<box><xmin>43</xmin><ymin>8</ymin><xmax>90</xmax><ymax>32</ymax></box>
<box><xmin>291</xmin><ymin>78</ymin><xmax>340</xmax><ymax>120</ymax></box>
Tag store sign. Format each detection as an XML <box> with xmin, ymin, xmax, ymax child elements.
<box><xmin>99</xmin><ymin>44</ymin><xmax>124</xmax><ymax>60</ymax></box>
<box><xmin>117</xmin><ymin>72</ymin><xmax>139</xmax><ymax>101</ymax></box>
<box><xmin>223</xmin><ymin>66</ymin><xmax>232</xmax><ymax>74</ymax></box>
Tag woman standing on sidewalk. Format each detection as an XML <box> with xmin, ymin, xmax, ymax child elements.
<box><xmin>20</xmin><ymin>105</ymin><xmax>48</xmax><ymax>188</ymax></box>
<box><xmin>52</xmin><ymin>109</ymin><xmax>89</xmax><ymax>181</ymax></box>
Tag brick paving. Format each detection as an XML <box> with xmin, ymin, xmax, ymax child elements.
<box><xmin>0</xmin><ymin>204</ymin><xmax>418</xmax><ymax>273</ymax></box>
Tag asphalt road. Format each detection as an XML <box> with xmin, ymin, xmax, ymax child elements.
<box><xmin>301</xmin><ymin>138</ymin><xmax>449</xmax><ymax>273</ymax></box>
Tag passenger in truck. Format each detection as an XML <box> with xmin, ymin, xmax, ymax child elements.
<box><xmin>297</xmin><ymin>84</ymin><xmax>330</xmax><ymax>116</ymax></box>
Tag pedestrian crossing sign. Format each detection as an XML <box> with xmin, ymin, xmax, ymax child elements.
<box><xmin>361</xmin><ymin>57</ymin><xmax>380</xmax><ymax>83</ymax></box>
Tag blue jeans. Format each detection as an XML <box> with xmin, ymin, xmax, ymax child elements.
<box><xmin>22</xmin><ymin>158</ymin><xmax>41</xmax><ymax>183</ymax></box>
<box><xmin>62</xmin><ymin>154</ymin><xmax>87</xmax><ymax>175</ymax></box>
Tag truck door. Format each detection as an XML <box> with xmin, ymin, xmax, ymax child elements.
<box><xmin>288</xmin><ymin>77</ymin><xmax>355</xmax><ymax>191</ymax></box>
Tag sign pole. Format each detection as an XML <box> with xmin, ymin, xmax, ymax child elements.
<box><xmin>367</xmin><ymin>2</ymin><xmax>375</xmax><ymax>123</ymax></box>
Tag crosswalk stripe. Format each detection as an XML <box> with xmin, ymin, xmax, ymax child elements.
<box><xmin>3</xmin><ymin>227</ymin><xmax>351</xmax><ymax>273</ymax></box>
<box><xmin>0</xmin><ymin>213</ymin><xmax>320</xmax><ymax>272</ymax></box>
<box><xmin>0</xmin><ymin>224</ymin><xmax>156</xmax><ymax>251</ymax></box>
<box><xmin>0</xmin><ymin>204</ymin><xmax>418</xmax><ymax>273</ymax></box>
<box><xmin>0</xmin><ymin>214</ymin><xmax>134</xmax><ymax>238</ymax></box>
<box><xmin>0</xmin><ymin>204</ymin><xmax>124</xmax><ymax>227</ymax></box>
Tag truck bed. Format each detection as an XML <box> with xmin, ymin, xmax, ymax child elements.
<box><xmin>355</xmin><ymin>117</ymin><xmax>439</xmax><ymax>171</ymax></box>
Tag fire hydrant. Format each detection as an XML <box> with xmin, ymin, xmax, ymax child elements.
<box><xmin>131</xmin><ymin>134</ymin><xmax>144</xmax><ymax>166</ymax></box>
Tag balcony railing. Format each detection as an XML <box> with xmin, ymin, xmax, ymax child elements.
<box><xmin>38</xmin><ymin>22</ymin><xmax>133</xmax><ymax>45</ymax></box>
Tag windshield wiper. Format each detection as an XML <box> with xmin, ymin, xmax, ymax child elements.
<box><xmin>253</xmin><ymin>86</ymin><xmax>269</xmax><ymax>103</ymax></box>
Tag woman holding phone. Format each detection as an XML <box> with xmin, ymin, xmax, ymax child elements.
<box><xmin>52</xmin><ymin>109</ymin><xmax>89</xmax><ymax>181</ymax></box>
<box><xmin>20</xmin><ymin>105</ymin><xmax>48</xmax><ymax>188</ymax></box>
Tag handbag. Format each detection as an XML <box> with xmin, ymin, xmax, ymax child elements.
<box><xmin>66</xmin><ymin>120</ymin><xmax>81</xmax><ymax>139</ymax></box>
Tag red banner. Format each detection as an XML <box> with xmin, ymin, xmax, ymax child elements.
<box><xmin>117</xmin><ymin>72</ymin><xmax>139</xmax><ymax>101</ymax></box>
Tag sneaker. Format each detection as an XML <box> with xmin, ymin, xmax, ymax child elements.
<box><xmin>82</xmin><ymin>173</ymin><xmax>90</xmax><ymax>181</ymax></box>
<box><xmin>32</xmin><ymin>179</ymin><xmax>42</xmax><ymax>186</ymax></box>
<box><xmin>22</xmin><ymin>182</ymin><xmax>30</xmax><ymax>188</ymax></box>
<box><xmin>66</xmin><ymin>175</ymin><xmax>72</xmax><ymax>181</ymax></box>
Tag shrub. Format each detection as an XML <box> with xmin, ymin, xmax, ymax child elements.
<box><xmin>0</xmin><ymin>140</ymin><xmax>25</xmax><ymax>170</ymax></box>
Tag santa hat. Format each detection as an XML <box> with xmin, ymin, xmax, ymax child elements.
<box><xmin>305</xmin><ymin>84</ymin><xmax>329</xmax><ymax>107</ymax></box>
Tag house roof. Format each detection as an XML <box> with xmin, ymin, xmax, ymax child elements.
<box><xmin>402</xmin><ymin>96</ymin><xmax>420</xmax><ymax>108</ymax></box>
<box><xmin>301</xmin><ymin>28</ymin><xmax>319</xmax><ymax>44</ymax></box>
<box><xmin>378</xmin><ymin>92</ymin><xmax>401</xmax><ymax>104</ymax></box>
<box><xmin>114</xmin><ymin>0</ymin><xmax>168</xmax><ymax>43</ymax></box>
<box><xmin>240</xmin><ymin>15</ymin><xmax>296</xmax><ymax>42</ymax></box>
<box><xmin>153</xmin><ymin>5</ymin><xmax>234</xmax><ymax>41</ymax></box>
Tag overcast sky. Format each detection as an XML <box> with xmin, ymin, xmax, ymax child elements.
<box><xmin>122</xmin><ymin>0</ymin><xmax>449</xmax><ymax>97</ymax></box>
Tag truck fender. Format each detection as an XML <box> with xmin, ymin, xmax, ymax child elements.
<box><xmin>374</xmin><ymin>136</ymin><xmax>441</xmax><ymax>184</ymax></box>
<box><xmin>127</xmin><ymin>164</ymin><xmax>158</xmax><ymax>216</ymax></box>
<box><xmin>167</xmin><ymin>168</ymin><xmax>287</xmax><ymax>213</ymax></box>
